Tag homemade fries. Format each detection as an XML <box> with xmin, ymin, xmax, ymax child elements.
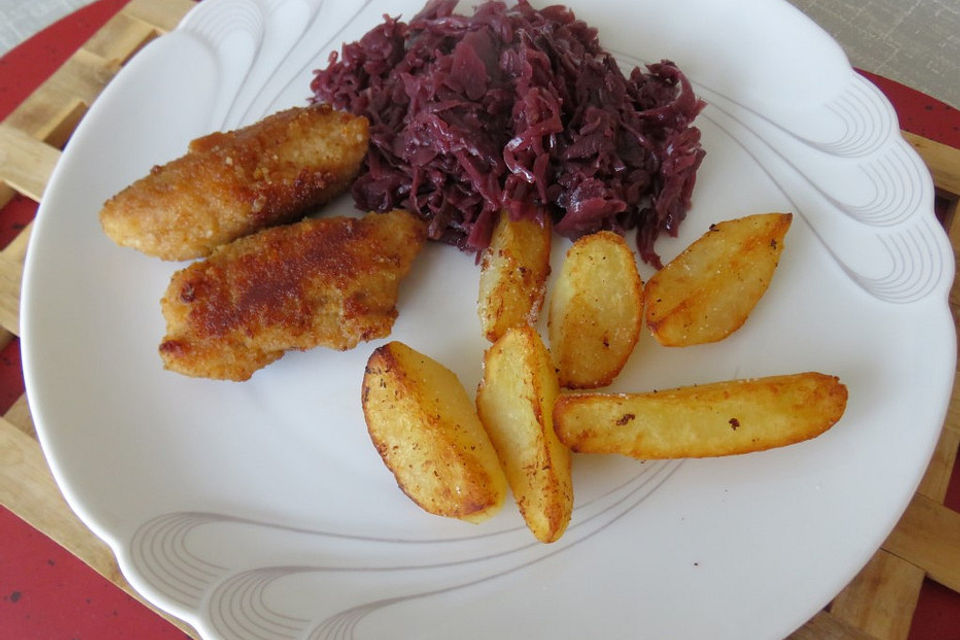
<box><xmin>553</xmin><ymin>373</ymin><xmax>848</xmax><ymax>459</ymax></box>
<box><xmin>360</xmin><ymin>212</ymin><xmax>848</xmax><ymax>542</ymax></box>
<box><xmin>477</xmin><ymin>326</ymin><xmax>573</xmax><ymax>543</ymax></box>
<box><xmin>549</xmin><ymin>231</ymin><xmax>644</xmax><ymax>388</ymax></box>
<box><xmin>645</xmin><ymin>213</ymin><xmax>792</xmax><ymax>346</ymax></box>
<box><xmin>362</xmin><ymin>342</ymin><xmax>507</xmax><ymax>523</ymax></box>
<box><xmin>477</xmin><ymin>212</ymin><xmax>552</xmax><ymax>342</ymax></box>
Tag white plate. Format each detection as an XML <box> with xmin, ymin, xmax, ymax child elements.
<box><xmin>21</xmin><ymin>1</ymin><xmax>956</xmax><ymax>638</ymax></box>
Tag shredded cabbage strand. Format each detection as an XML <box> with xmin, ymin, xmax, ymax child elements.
<box><xmin>311</xmin><ymin>0</ymin><xmax>706</xmax><ymax>267</ymax></box>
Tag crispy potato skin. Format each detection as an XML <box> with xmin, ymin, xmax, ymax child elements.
<box><xmin>645</xmin><ymin>212</ymin><xmax>792</xmax><ymax>347</ymax></box>
<box><xmin>553</xmin><ymin>373</ymin><xmax>847</xmax><ymax>459</ymax></box>
<box><xmin>476</xmin><ymin>326</ymin><xmax>572</xmax><ymax>543</ymax></box>
<box><xmin>362</xmin><ymin>342</ymin><xmax>507</xmax><ymax>523</ymax></box>
<box><xmin>548</xmin><ymin>231</ymin><xmax>644</xmax><ymax>389</ymax></box>
<box><xmin>100</xmin><ymin>104</ymin><xmax>369</xmax><ymax>260</ymax></box>
<box><xmin>159</xmin><ymin>210</ymin><xmax>425</xmax><ymax>381</ymax></box>
<box><xmin>477</xmin><ymin>212</ymin><xmax>552</xmax><ymax>342</ymax></box>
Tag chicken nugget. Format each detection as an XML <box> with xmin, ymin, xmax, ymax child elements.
<box><xmin>100</xmin><ymin>104</ymin><xmax>369</xmax><ymax>260</ymax></box>
<box><xmin>159</xmin><ymin>209</ymin><xmax>427</xmax><ymax>380</ymax></box>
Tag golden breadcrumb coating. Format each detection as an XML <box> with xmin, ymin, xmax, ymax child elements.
<box><xmin>159</xmin><ymin>210</ymin><xmax>427</xmax><ymax>381</ymax></box>
<box><xmin>100</xmin><ymin>104</ymin><xmax>369</xmax><ymax>260</ymax></box>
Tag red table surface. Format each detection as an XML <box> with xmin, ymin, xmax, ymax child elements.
<box><xmin>0</xmin><ymin>2</ymin><xmax>958</xmax><ymax>639</ymax></box>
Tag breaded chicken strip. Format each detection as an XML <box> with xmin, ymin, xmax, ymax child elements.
<box><xmin>100</xmin><ymin>104</ymin><xmax>369</xmax><ymax>260</ymax></box>
<box><xmin>159</xmin><ymin>210</ymin><xmax>427</xmax><ymax>381</ymax></box>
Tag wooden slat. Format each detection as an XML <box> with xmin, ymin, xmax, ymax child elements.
<box><xmin>945</xmin><ymin>370</ymin><xmax>960</xmax><ymax>439</ymax></box>
<box><xmin>917</xmin><ymin>427</ymin><xmax>960</xmax><ymax>501</ymax></box>
<box><xmin>1</xmin><ymin>220</ymin><xmax>32</xmax><ymax>265</ymax></box>
<box><xmin>83</xmin><ymin>11</ymin><xmax>160</xmax><ymax>66</ymax></box>
<box><xmin>35</xmin><ymin>99</ymin><xmax>89</xmax><ymax>150</ymax></box>
<box><xmin>0</xmin><ymin>253</ymin><xmax>22</xmax><ymax>336</ymax></box>
<box><xmin>0</xmin><ymin>182</ymin><xmax>14</xmax><ymax>210</ymax></box>
<box><xmin>0</xmin><ymin>124</ymin><xmax>61</xmax><ymax>201</ymax></box>
<box><xmin>883</xmin><ymin>494</ymin><xmax>960</xmax><ymax>593</ymax></box>
<box><xmin>828</xmin><ymin>551</ymin><xmax>925</xmax><ymax>640</ymax></box>
<box><xmin>906</xmin><ymin>131</ymin><xmax>960</xmax><ymax>198</ymax></box>
<box><xmin>952</xmin><ymin>249</ymin><xmax>960</xmax><ymax>317</ymax></box>
<box><xmin>909</xmin><ymin>132</ymin><xmax>960</xmax><ymax>246</ymax></box>
<box><xmin>0</xmin><ymin>216</ymin><xmax>31</xmax><ymax>352</ymax></box>
<box><xmin>788</xmin><ymin>610</ymin><xmax>879</xmax><ymax>640</ymax></box>
<box><xmin>4</xmin><ymin>393</ymin><xmax>35</xmax><ymax>438</ymax></box>
<box><xmin>942</xmin><ymin>197</ymin><xmax>960</xmax><ymax>248</ymax></box>
<box><xmin>121</xmin><ymin>0</ymin><xmax>196</xmax><ymax>33</ymax></box>
<box><xmin>4</xmin><ymin>50</ymin><xmax>118</xmax><ymax>140</ymax></box>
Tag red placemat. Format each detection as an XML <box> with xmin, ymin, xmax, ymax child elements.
<box><xmin>0</xmin><ymin>2</ymin><xmax>957</xmax><ymax>639</ymax></box>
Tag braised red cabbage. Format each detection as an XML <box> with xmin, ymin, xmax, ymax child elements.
<box><xmin>310</xmin><ymin>0</ymin><xmax>705</xmax><ymax>267</ymax></box>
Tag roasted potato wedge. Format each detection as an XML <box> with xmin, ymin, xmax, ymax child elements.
<box><xmin>554</xmin><ymin>372</ymin><xmax>847</xmax><ymax>458</ymax></box>
<box><xmin>549</xmin><ymin>231</ymin><xmax>644</xmax><ymax>389</ymax></box>
<box><xmin>645</xmin><ymin>212</ymin><xmax>792</xmax><ymax>346</ymax></box>
<box><xmin>476</xmin><ymin>326</ymin><xmax>572</xmax><ymax>543</ymax></box>
<box><xmin>362</xmin><ymin>341</ymin><xmax>507</xmax><ymax>523</ymax></box>
<box><xmin>478</xmin><ymin>211</ymin><xmax>552</xmax><ymax>342</ymax></box>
